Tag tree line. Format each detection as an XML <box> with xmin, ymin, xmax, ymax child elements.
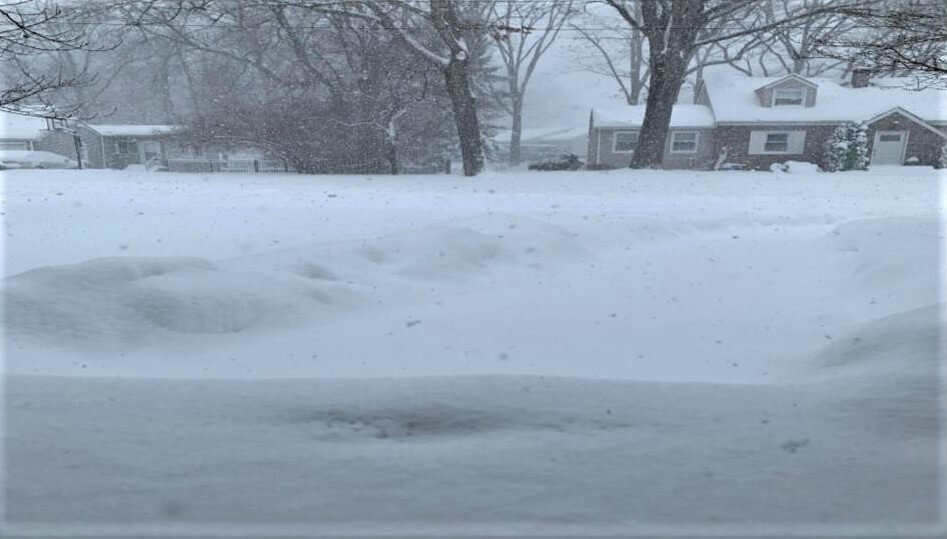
<box><xmin>1</xmin><ymin>0</ymin><xmax>944</xmax><ymax>175</ymax></box>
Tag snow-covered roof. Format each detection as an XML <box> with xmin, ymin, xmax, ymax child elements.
<box><xmin>701</xmin><ymin>66</ymin><xmax>947</xmax><ymax>123</ymax></box>
<box><xmin>494</xmin><ymin>125</ymin><xmax>588</xmax><ymax>144</ymax></box>
<box><xmin>0</xmin><ymin>111</ymin><xmax>49</xmax><ymax>140</ymax></box>
<box><xmin>592</xmin><ymin>104</ymin><xmax>715</xmax><ymax>129</ymax></box>
<box><xmin>754</xmin><ymin>73</ymin><xmax>818</xmax><ymax>91</ymax></box>
<box><xmin>88</xmin><ymin>124</ymin><xmax>180</xmax><ymax>137</ymax></box>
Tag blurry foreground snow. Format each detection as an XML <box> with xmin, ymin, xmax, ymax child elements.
<box><xmin>1</xmin><ymin>167</ymin><xmax>944</xmax><ymax>533</ymax></box>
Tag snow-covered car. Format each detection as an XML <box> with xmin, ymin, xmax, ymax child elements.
<box><xmin>0</xmin><ymin>150</ymin><xmax>77</xmax><ymax>170</ymax></box>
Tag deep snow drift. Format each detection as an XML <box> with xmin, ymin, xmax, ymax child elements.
<box><xmin>1</xmin><ymin>167</ymin><xmax>945</xmax><ymax>534</ymax></box>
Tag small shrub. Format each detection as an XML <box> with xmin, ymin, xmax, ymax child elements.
<box><xmin>823</xmin><ymin>122</ymin><xmax>869</xmax><ymax>172</ymax></box>
<box><xmin>528</xmin><ymin>154</ymin><xmax>584</xmax><ymax>171</ymax></box>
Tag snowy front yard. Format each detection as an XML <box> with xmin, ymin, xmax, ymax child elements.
<box><xmin>1</xmin><ymin>167</ymin><xmax>945</xmax><ymax>535</ymax></box>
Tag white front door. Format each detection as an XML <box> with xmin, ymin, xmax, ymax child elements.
<box><xmin>871</xmin><ymin>131</ymin><xmax>907</xmax><ymax>165</ymax></box>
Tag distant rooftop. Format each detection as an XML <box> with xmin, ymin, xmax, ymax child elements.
<box><xmin>0</xmin><ymin>111</ymin><xmax>50</xmax><ymax>140</ymax></box>
<box><xmin>88</xmin><ymin>125</ymin><xmax>180</xmax><ymax>137</ymax></box>
<box><xmin>592</xmin><ymin>104</ymin><xmax>715</xmax><ymax>129</ymax></box>
<box><xmin>494</xmin><ymin>125</ymin><xmax>589</xmax><ymax>143</ymax></box>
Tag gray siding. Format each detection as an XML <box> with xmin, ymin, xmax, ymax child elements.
<box><xmin>589</xmin><ymin>127</ymin><xmax>715</xmax><ymax>169</ymax></box>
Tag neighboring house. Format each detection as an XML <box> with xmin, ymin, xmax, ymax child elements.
<box><xmin>0</xmin><ymin>112</ymin><xmax>184</xmax><ymax>169</ymax></box>
<box><xmin>83</xmin><ymin>124</ymin><xmax>181</xmax><ymax>169</ymax></box>
<box><xmin>587</xmin><ymin>69</ymin><xmax>947</xmax><ymax>170</ymax></box>
<box><xmin>587</xmin><ymin>105</ymin><xmax>716</xmax><ymax>169</ymax></box>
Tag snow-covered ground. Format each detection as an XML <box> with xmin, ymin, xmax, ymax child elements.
<box><xmin>1</xmin><ymin>167</ymin><xmax>945</xmax><ymax>535</ymax></box>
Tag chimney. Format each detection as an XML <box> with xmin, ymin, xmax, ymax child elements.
<box><xmin>851</xmin><ymin>68</ymin><xmax>871</xmax><ymax>88</ymax></box>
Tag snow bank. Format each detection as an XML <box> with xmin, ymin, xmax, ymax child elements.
<box><xmin>3</xmin><ymin>217</ymin><xmax>586</xmax><ymax>356</ymax></box>
<box><xmin>3</xmin><ymin>168</ymin><xmax>943</xmax><ymax>380</ymax></box>
<box><xmin>4</xmin><ymin>256</ymin><xmax>359</xmax><ymax>346</ymax></box>
<box><xmin>2</xmin><ymin>167</ymin><xmax>944</xmax><ymax>531</ymax></box>
<box><xmin>820</xmin><ymin>216</ymin><xmax>942</xmax><ymax>308</ymax></box>
<box><xmin>812</xmin><ymin>304</ymin><xmax>944</xmax><ymax>374</ymax></box>
<box><xmin>310</xmin><ymin>216</ymin><xmax>586</xmax><ymax>281</ymax></box>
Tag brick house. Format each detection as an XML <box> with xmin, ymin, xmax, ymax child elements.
<box><xmin>587</xmin><ymin>69</ymin><xmax>947</xmax><ymax>170</ymax></box>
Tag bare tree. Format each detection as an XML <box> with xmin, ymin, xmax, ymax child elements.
<box><xmin>809</xmin><ymin>0</ymin><xmax>947</xmax><ymax>86</ymax></box>
<box><xmin>360</xmin><ymin>0</ymin><xmax>495</xmax><ymax>176</ymax></box>
<box><xmin>491</xmin><ymin>0</ymin><xmax>573</xmax><ymax>165</ymax></box>
<box><xmin>744</xmin><ymin>0</ymin><xmax>858</xmax><ymax>77</ymax></box>
<box><xmin>604</xmin><ymin>0</ymin><xmax>862</xmax><ymax>168</ymax></box>
<box><xmin>117</xmin><ymin>0</ymin><xmax>458</xmax><ymax>172</ymax></box>
<box><xmin>569</xmin><ymin>4</ymin><xmax>649</xmax><ymax>105</ymax></box>
<box><xmin>0</xmin><ymin>0</ymin><xmax>92</xmax><ymax>114</ymax></box>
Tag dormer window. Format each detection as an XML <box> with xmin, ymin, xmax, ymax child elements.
<box><xmin>773</xmin><ymin>88</ymin><xmax>804</xmax><ymax>106</ymax></box>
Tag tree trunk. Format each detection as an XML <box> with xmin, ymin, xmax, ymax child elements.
<box><xmin>627</xmin><ymin>0</ymin><xmax>703</xmax><ymax>169</ymax></box>
<box><xmin>630</xmin><ymin>55</ymin><xmax>687</xmax><ymax>168</ymax></box>
<box><xmin>443</xmin><ymin>58</ymin><xmax>485</xmax><ymax>177</ymax></box>
<box><xmin>386</xmin><ymin>138</ymin><xmax>400</xmax><ymax>175</ymax></box>
<box><xmin>509</xmin><ymin>97</ymin><xmax>523</xmax><ymax>166</ymax></box>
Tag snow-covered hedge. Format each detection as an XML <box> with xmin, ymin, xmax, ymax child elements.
<box><xmin>823</xmin><ymin>122</ymin><xmax>869</xmax><ymax>172</ymax></box>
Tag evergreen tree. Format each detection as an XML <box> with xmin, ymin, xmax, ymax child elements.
<box><xmin>823</xmin><ymin>121</ymin><xmax>869</xmax><ymax>172</ymax></box>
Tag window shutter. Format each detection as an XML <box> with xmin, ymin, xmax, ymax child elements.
<box><xmin>748</xmin><ymin>131</ymin><xmax>767</xmax><ymax>155</ymax></box>
<box><xmin>789</xmin><ymin>131</ymin><xmax>806</xmax><ymax>154</ymax></box>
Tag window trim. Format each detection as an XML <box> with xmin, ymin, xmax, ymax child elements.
<box><xmin>612</xmin><ymin>130</ymin><xmax>639</xmax><ymax>153</ymax></box>
<box><xmin>669</xmin><ymin>131</ymin><xmax>700</xmax><ymax>154</ymax></box>
<box><xmin>772</xmin><ymin>88</ymin><xmax>806</xmax><ymax>107</ymax></box>
<box><xmin>761</xmin><ymin>131</ymin><xmax>791</xmax><ymax>154</ymax></box>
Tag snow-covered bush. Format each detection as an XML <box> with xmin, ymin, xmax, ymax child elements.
<box><xmin>823</xmin><ymin>122</ymin><xmax>869</xmax><ymax>172</ymax></box>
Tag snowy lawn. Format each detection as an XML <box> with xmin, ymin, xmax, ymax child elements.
<box><xmin>1</xmin><ymin>167</ymin><xmax>945</xmax><ymax>534</ymax></box>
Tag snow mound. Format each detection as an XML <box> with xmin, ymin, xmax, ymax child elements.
<box><xmin>265</xmin><ymin>216</ymin><xmax>587</xmax><ymax>283</ymax></box>
<box><xmin>769</xmin><ymin>161</ymin><xmax>821</xmax><ymax>174</ymax></box>
<box><xmin>374</xmin><ymin>218</ymin><xmax>585</xmax><ymax>279</ymax></box>
<box><xmin>3</xmin><ymin>256</ymin><xmax>355</xmax><ymax>345</ymax></box>
<box><xmin>823</xmin><ymin>216</ymin><xmax>942</xmax><ymax>289</ymax></box>
<box><xmin>812</xmin><ymin>304</ymin><xmax>945</xmax><ymax>374</ymax></box>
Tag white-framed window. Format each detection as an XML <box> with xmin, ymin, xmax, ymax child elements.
<box><xmin>763</xmin><ymin>132</ymin><xmax>789</xmax><ymax>152</ymax></box>
<box><xmin>749</xmin><ymin>130</ymin><xmax>806</xmax><ymax>155</ymax></box>
<box><xmin>612</xmin><ymin>131</ymin><xmax>638</xmax><ymax>153</ymax></box>
<box><xmin>773</xmin><ymin>88</ymin><xmax>805</xmax><ymax>106</ymax></box>
<box><xmin>670</xmin><ymin>131</ymin><xmax>699</xmax><ymax>153</ymax></box>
